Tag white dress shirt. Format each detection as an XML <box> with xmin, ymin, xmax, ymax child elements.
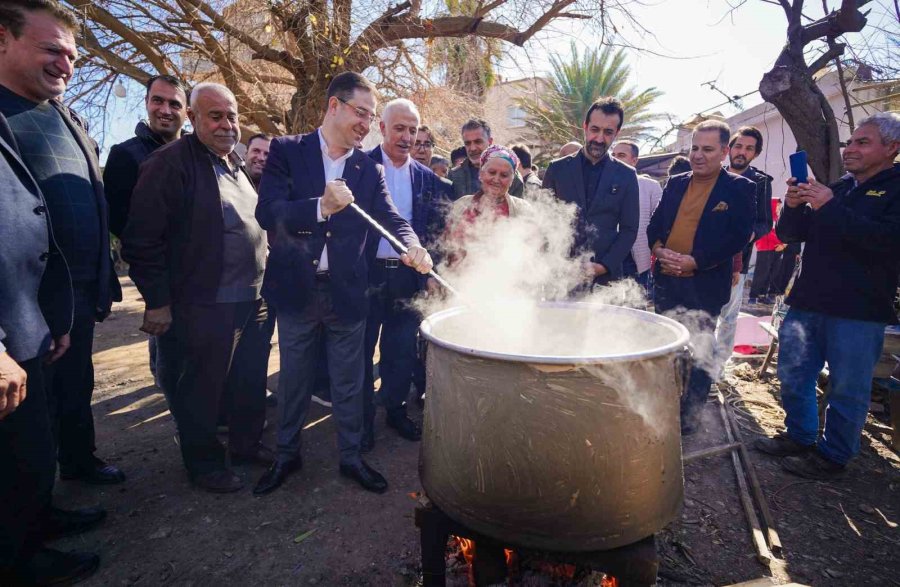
<box><xmin>316</xmin><ymin>128</ymin><xmax>354</xmax><ymax>271</ymax></box>
<box><xmin>377</xmin><ymin>153</ymin><xmax>413</xmax><ymax>259</ymax></box>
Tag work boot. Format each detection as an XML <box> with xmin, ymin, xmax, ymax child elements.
<box><xmin>753</xmin><ymin>432</ymin><xmax>815</xmax><ymax>457</ymax></box>
<box><xmin>782</xmin><ymin>451</ymin><xmax>846</xmax><ymax>481</ymax></box>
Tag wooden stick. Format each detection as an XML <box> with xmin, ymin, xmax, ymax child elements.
<box><xmin>717</xmin><ymin>394</ymin><xmax>773</xmax><ymax>566</ymax></box>
<box><xmin>723</xmin><ymin>396</ymin><xmax>784</xmax><ymax>555</ymax></box>
<box><xmin>683</xmin><ymin>442</ymin><xmax>741</xmax><ymax>463</ymax></box>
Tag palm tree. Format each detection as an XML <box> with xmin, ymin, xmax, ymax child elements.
<box><xmin>522</xmin><ymin>43</ymin><xmax>665</xmax><ymax>150</ymax></box>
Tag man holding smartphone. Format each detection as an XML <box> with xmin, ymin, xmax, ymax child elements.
<box><xmin>754</xmin><ymin>113</ymin><xmax>900</xmax><ymax>480</ymax></box>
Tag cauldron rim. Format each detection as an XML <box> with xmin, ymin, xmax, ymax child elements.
<box><xmin>419</xmin><ymin>300</ymin><xmax>690</xmax><ymax>365</ymax></box>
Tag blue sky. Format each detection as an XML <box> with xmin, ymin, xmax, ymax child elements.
<box><xmin>501</xmin><ymin>0</ymin><xmax>896</xmax><ymax>125</ymax></box>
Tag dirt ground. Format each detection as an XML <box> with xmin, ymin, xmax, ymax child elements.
<box><xmin>51</xmin><ymin>278</ymin><xmax>899</xmax><ymax>586</ymax></box>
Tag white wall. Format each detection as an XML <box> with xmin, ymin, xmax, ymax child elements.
<box><xmin>673</xmin><ymin>71</ymin><xmax>894</xmax><ymax>199</ymax></box>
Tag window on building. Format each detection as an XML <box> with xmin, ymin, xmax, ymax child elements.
<box><xmin>506</xmin><ymin>105</ymin><xmax>526</xmax><ymax>128</ymax></box>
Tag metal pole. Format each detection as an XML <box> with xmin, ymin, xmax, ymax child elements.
<box><xmin>348</xmin><ymin>202</ymin><xmax>459</xmax><ymax>296</ymax></box>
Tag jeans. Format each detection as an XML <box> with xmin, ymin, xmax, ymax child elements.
<box><xmin>715</xmin><ymin>273</ymin><xmax>746</xmax><ymax>372</ymax></box>
<box><xmin>777</xmin><ymin>308</ymin><xmax>885</xmax><ymax>465</ymax></box>
<box><xmin>623</xmin><ymin>254</ymin><xmax>653</xmax><ymax>298</ymax></box>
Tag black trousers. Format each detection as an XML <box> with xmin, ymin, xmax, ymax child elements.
<box><xmin>0</xmin><ymin>358</ymin><xmax>55</xmax><ymax>571</ymax></box>
<box><xmin>220</xmin><ymin>304</ymin><xmax>276</xmax><ymax>434</ymax></box>
<box><xmin>157</xmin><ymin>299</ymin><xmax>268</xmax><ymax>478</ymax></box>
<box><xmin>771</xmin><ymin>243</ymin><xmax>801</xmax><ymax>295</ymax></box>
<box><xmin>654</xmin><ymin>274</ymin><xmax>721</xmax><ymax>433</ymax></box>
<box><xmin>46</xmin><ymin>285</ymin><xmax>98</xmax><ymax>473</ymax></box>
<box><xmin>749</xmin><ymin>250</ymin><xmax>779</xmax><ymax>299</ymax></box>
<box><xmin>363</xmin><ymin>262</ymin><xmax>421</xmax><ymax>431</ymax></box>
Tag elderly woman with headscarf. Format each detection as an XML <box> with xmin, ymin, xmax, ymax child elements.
<box><xmin>442</xmin><ymin>145</ymin><xmax>532</xmax><ymax>267</ymax></box>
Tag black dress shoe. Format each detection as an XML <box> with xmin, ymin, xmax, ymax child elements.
<box><xmin>11</xmin><ymin>548</ymin><xmax>99</xmax><ymax>586</ymax></box>
<box><xmin>253</xmin><ymin>458</ymin><xmax>302</xmax><ymax>496</ymax></box>
<box><xmin>60</xmin><ymin>459</ymin><xmax>126</xmax><ymax>485</ymax></box>
<box><xmin>339</xmin><ymin>460</ymin><xmax>388</xmax><ymax>494</ymax></box>
<box><xmin>192</xmin><ymin>469</ymin><xmax>244</xmax><ymax>493</ymax></box>
<box><xmin>42</xmin><ymin>506</ymin><xmax>107</xmax><ymax>541</ymax></box>
<box><xmin>230</xmin><ymin>443</ymin><xmax>276</xmax><ymax>466</ymax></box>
<box><xmin>361</xmin><ymin>428</ymin><xmax>375</xmax><ymax>454</ymax></box>
<box><xmin>386</xmin><ymin>413</ymin><xmax>422</xmax><ymax>441</ymax></box>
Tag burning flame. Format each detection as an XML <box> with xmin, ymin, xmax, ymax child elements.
<box><xmin>456</xmin><ymin>537</ymin><xmax>475</xmax><ymax>566</ymax></box>
<box><xmin>450</xmin><ymin>536</ymin><xmax>617</xmax><ymax>586</ymax></box>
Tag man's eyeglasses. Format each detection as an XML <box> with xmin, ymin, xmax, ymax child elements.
<box><xmin>337</xmin><ymin>97</ymin><xmax>377</xmax><ymax>123</ymax></box>
<box><xmin>413</xmin><ymin>141</ymin><xmax>434</xmax><ymax>150</ymax></box>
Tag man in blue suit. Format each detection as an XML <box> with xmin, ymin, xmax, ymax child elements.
<box><xmin>363</xmin><ymin>99</ymin><xmax>450</xmax><ymax>451</ymax></box>
<box><xmin>542</xmin><ymin>97</ymin><xmax>639</xmax><ymax>287</ymax></box>
<box><xmin>254</xmin><ymin>73</ymin><xmax>434</xmax><ymax>495</ymax></box>
<box><xmin>647</xmin><ymin>120</ymin><xmax>755</xmax><ymax>434</ymax></box>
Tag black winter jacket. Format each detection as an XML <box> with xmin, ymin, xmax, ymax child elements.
<box><xmin>104</xmin><ymin>122</ymin><xmax>168</xmax><ymax>238</ymax></box>
<box><xmin>739</xmin><ymin>165</ymin><xmax>773</xmax><ymax>274</ymax></box>
<box><xmin>777</xmin><ymin>164</ymin><xmax>900</xmax><ymax>324</ymax></box>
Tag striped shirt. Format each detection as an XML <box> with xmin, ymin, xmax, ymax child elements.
<box><xmin>631</xmin><ymin>174</ymin><xmax>663</xmax><ymax>274</ymax></box>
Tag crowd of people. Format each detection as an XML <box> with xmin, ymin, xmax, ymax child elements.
<box><xmin>1</xmin><ymin>0</ymin><xmax>898</xmax><ymax>584</ymax></box>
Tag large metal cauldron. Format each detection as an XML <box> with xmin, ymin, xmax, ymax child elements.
<box><xmin>419</xmin><ymin>301</ymin><xmax>691</xmax><ymax>551</ymax></box>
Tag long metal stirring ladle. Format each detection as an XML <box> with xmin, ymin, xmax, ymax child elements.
<box><xmin>347</xmin><ymin>202</ymin><xmax>459</xmax><ymax>297</ymax></box>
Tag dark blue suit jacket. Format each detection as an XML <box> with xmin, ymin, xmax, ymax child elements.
<box><xmin>647</xmin><ymin>169</ymin><xmax>755</xmax><ymax>315</ymax></box>
<box><xmin>0</xmin><ymin>114</ymin><xmax>72</xmax><ymax>362</ymax></box>
<box><xmin>364</xmin><ymin>146</ymin><xmax>452</xmax><ymax>277</ymax></box>
<box><xmin>542</xmin><ymin>152</ymin><xmax>639</xmax><ymax>282</ymax></box>
<box><xmin>256</xmin><ymin>131</ymin><xmax>420</xmax><ymax>320</ymax></box>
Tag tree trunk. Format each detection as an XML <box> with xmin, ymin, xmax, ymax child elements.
<box><xmin>760</xmin><ymin>60</ymin><xmax>843</xmax><ymax>184</ymax></box>
<box><xmin>288</xmin><ymin>79</ymin><xmax>331</xmax><ymax>134</ymax></box>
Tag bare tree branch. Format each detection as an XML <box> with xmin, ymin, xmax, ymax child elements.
<box><xmin>807</xmin><ymin>41</ymin><xmax>846</xmax><ymax>73</ymax></box>
<box><xmin>68</xmin><ymin>0</ymin><xmax>170</xmax><ymax>73</ymax></box>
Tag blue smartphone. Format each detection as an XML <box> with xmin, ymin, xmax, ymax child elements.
<box><xmin>789</xmin><ymin>151</ymin><xmax>808</xmax><ymax>185</ymax></box>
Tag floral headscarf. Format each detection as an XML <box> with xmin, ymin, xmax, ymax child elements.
<box><xmin>479</xmin><ymin>144</ymin><xmax>519</xmax><ymax>171</ymax></box>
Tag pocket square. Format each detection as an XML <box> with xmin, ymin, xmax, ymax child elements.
<box><xmin>712</xmin><ymin>201</ymin><xmax>728</xmax><ymax>212</ymax></box>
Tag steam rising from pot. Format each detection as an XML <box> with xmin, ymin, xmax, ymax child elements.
<box><xmin>414</xmin><ymin>189</ymin><xmax>725</xmax><ymax>379</ymax></box>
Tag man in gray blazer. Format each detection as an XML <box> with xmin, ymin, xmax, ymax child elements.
<box><xmin>542</xmin><ymin>97</ymin><xmax>639</xmax><ymax>287</ymax></box>
<box><xmin>0</xmin><ymin>113</ymin><xmax>101</xmax><ymax>584</ymax></box>
<box><xmin>0</xmin><ymin>0</ymin><xmax>123</xmax><ymax>487</ymax></box>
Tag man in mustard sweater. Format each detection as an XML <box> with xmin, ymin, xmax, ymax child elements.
<box><xmin>647</xmin><ymin>120</ymin><xmax>755</xmax><ymax>434</ymax></box>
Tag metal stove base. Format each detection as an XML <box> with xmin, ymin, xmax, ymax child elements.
<box><xmin>415</xmin><ymin>496</ymin><xmax>659</xmax><ymax>587</ymax></box>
